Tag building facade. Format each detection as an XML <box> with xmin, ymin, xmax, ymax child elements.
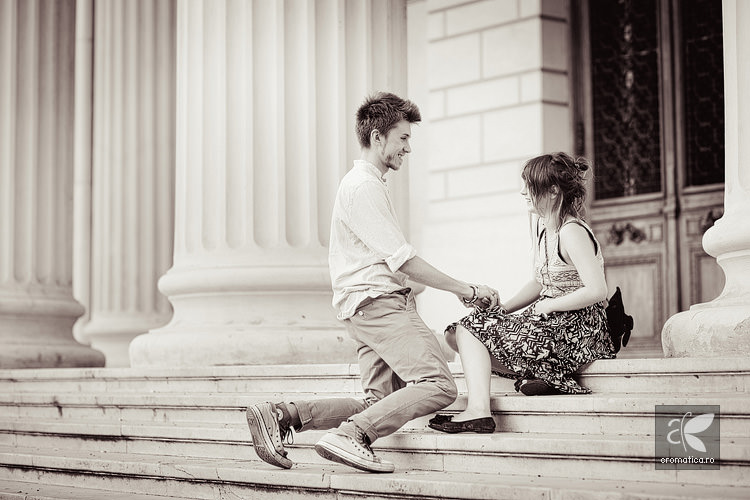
<box><xmin>1</xmin><ymin>0</ymin><xmax>748</xmax><ymax>369</ymax></box>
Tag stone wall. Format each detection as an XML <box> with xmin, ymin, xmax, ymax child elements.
<box><xmin>407</xmin><ymin>0</ymin><xmax>574</xmax><ymax>332</ymax></box>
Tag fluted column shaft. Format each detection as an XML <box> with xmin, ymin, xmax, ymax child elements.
<box><xmin>662</xmin><ymin>0</ymin><xmax>750</xmax><ymax>356</ymax></box>
<box><xmin>0</xmin><ymin>0</ymin><xmax>104</xmax><ymax>368</ymax></box>
<box><xmin>130</xmin><ymin>0</ymin><xmax>408</xmax><ymax>367</ymax></box>
<box><xmin>72</xmin><ymin>0</ymin><xmax>176</xmax><ymax>367</ymax></box>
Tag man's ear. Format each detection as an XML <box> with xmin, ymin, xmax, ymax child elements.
<box><xmin>550</xmin><ymin>185</ymin><xmax>560</xmax><ymax>196</ymax></box>
<box><xmin>370</xmin><ymin>129</ymin><xmax>381</xmax><ymax>146</ymax></box>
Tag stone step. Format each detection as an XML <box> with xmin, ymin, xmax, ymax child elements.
<box><xmin>1</xmin><ymin>418</ymin><xmax>747</xmax><ymax>486</ymax></box>
<box><xmin>1</xmin><ymin>357</ymin><xmax>748</xmax><ymax>395</ymax></box>
<box><xmin>1</xmin><ymin>360</ymin><xmax>747</xmax><ymax>499</ymax></box>
<box><xmin>0</xmin><ymin>447</ymin><xmax>747</xmax><ymax>500</ymax></box>
<box><xmin>1</xmin><ymin>391</ymin><xmax>747</xmax><ymax>436</ymax></box>
<box><xmin>0</xmin><ymin>479</ymin><xmax>193</xmax><ymax>500</ymax></box>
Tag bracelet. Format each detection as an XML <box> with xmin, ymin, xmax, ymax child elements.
<box><xmin>462</xmin><ymin>285</ymin><xmax>478</xmax><ymax>305</ymax></box>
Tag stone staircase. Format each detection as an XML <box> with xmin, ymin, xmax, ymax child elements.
<box><xmin>0</xmin><ymin>358</ymin><xmax>748</xmax><ymax>499</ymax></box>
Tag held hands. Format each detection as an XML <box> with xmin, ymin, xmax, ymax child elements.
<box><xmin>460</xmin><ymin>283</ymin><xmax>501</xmax><ymax>309</ymax></box>
<box><xmin>477</xmin><ymin>284</ymin><xmax>501</xmax><ymax>309</ymax></box>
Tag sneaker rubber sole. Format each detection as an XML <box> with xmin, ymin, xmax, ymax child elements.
<box><xmin>246</xmin><ymin>405</ymin><xmax>293</xmax><ymax>469</ymax></box>
<box><xmin>314</xmin><ymin>433</ymin><xmax>394</xmax><ymax>473</ymax></box>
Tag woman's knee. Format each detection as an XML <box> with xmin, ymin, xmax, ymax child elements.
<box><xmin>444</xmin><ymin>330</ymin><xmax>459</xmax><ymax>353</ymax></box>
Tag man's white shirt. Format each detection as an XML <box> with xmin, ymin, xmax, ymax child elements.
<box><xmin>328</xmin><ymin>160</ymin><xmax>417</xmax><ymax>320</ymax></box>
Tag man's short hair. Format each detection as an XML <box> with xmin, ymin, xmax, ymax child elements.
<box><xmin>355</xmin><ymin>92</ymin><xmax>421</xmax><ymax>148</ymax></box>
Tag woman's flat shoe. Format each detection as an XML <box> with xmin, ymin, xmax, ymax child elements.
<box><xmin>428</xmin><ymin>416</ymin><xmax>495</xmax><ymax>434</ymax></box>
<box><xmin>518</xmin><ymin>378</ymin><xmax>560</xmax><ymax>396</ymax></box>
<box><xmin>428</xmin><ymin>414</ymin><xmax>453</xmax><ymax>425</ymax></box>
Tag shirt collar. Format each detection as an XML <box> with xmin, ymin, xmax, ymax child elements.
<box><xmin>354</xmin><ymin>159</ymin><xmax>387</xmax><ymax>183</ymax></box>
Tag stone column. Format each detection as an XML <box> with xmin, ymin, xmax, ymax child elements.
<box><xmin>0</xmin><ymin>0</ymin><xmax>104</xmax><ymax>368</ymax></box>
<box><xmin>72</xmin><ymin>0</ymin><xmax>94</xmax><ymax>346</ymax></box>
<box><xmin>130</xmin><ymin>0</ymin><xmax>408</xmax><ymax>367</ymax></box>
<box><xmin>662</xmin><ymin>0</ymin><xmax>750</xmax><ymax>356</ymax></box>
<box><xmin>74</xmin><ymin>0</ymin><xmax>175</xmax><ymax>367</ymax></box>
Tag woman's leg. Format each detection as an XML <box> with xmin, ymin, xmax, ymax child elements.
<box><xmin>453</xmin><ymin>325</ymin><xmax>492</xmax><ymax>421</ymax></box>
<box><xmin>446</xmin><ymin>329</ymin><xmax>515</xmax><ymax>376</ymax></box>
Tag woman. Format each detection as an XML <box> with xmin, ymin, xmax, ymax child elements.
<box><xmin>430</xmin><ymin>152</ymin><xmax>615</xmax><ymax>434</ymax></box>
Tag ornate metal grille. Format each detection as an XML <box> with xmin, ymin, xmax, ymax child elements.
<box><xmin>681</xmin><ymin>0</ymin><xmax>724</xmax><ymax>187</ymax></box>
<box><xmin>589</xmin><ymin>0</ymin><xmax>662</xmax><ymax>200</ymax></box>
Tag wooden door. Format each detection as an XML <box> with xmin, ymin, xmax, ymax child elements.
<box><xmin>572</xmin><ymin>0</ymin><xmax>725</xmax><ymax>357</ymax></box>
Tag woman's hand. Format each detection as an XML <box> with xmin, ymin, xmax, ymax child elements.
<box><xmin>476</xmin><ymin>284</ymin><xmax>500</xmax><ymax>309</ymax></box>
<box><xmin>459</xmin><ymin>283</ymin><xmax>500</xmax><ymax>309</ymax></box>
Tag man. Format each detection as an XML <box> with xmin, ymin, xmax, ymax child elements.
<box><xmin>246</xmin><ymin>92</ymin><xmax>498</xmax><ymax>473</ymax></box>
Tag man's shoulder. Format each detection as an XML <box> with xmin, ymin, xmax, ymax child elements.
<box><xmin>339</xmin><ymin>168</ymin><xmax>383</xmax><ymax>194</ymax></box>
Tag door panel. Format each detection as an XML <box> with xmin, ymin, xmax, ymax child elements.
<box><xmin>573</xmin><ymin>0</ymin><xmax>725</xmax><ymax>357</ymax></box>
<box><xmin>602</xmin><ymin>254</ymin><xmax>660</xmax><ymax>349</ymax></box>
<box><xmin>590</xmin><ymin>205</ymin><xmax>670</xmax><ymax>356</ymax></box>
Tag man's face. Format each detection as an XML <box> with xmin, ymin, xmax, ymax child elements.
<box><xmin>379</xmin><ymin>120</ymin><xmax>412</xmax><ymax>171</ymax></box>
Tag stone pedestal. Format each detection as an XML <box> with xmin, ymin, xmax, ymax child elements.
<box><xmin>0</xmin><ymin>0</ymin><xmax>103</xmax><ymax>368</ymax></box>
<box><xmin>130</xmin><ymin>0</ymin><xmax>408</xmax><ymax>367</ymax></box>
<box><xmin>75</xmin><ymin>0</ymin><xmax>175</xmax><ymax>367</ymax></box>
<box><xmin>662</xmin><ymin>0</ymin><xmax>750</xmax><ymax>357</ymax></box>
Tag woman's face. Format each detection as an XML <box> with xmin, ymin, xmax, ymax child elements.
<box><xmin>520</xmin><ymin>181</ymin><xmax>537</xmax><ymax>213</ymax></box>
<box><xmin>520</xmin><ymin>181</ymin><xmax>554</xmax><ymax>217</ymax></box>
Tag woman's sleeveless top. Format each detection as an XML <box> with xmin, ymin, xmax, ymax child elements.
<box><xmin>534</xmin><ymin>218</ymin><xmax>604</xmax><ymax>299</ymax></box>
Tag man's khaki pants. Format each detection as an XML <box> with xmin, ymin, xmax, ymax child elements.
<box><xmin>293</xmin><ymin>289</ymin><xmax>458</xmax><ymax>444</ymax></box>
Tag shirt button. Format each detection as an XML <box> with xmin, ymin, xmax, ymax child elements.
<box><xmin>358</xmin><ymin>311</ymin><xmax>364</xmax><ymax>316</ymax></box>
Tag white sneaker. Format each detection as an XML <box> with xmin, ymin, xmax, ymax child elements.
<box><xmin>246</xmin><ymin>402</ymin><xmax>293</xmax><ymax>469</ymax></box>
<box><xmin>314</xmin><ymin>430</ymin><xmax>395</xmax><ymax>473</ymax></box>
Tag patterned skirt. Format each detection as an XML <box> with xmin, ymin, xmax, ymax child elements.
<box><xmin>446</xmin><ymin>300</ymin><xmax>616</xmax><ymax>394</ymax></box>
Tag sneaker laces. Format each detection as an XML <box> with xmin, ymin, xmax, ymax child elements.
<box><xmin>353</xmin><ymin>425</ymin><xmax>381</xmax><ymax>462</ymax></box>
<box><xmin>275</xmin><ymin>407</ymin><xmax>295</xmax><ymax>446</ymax></box>
<box><xmin>282</xmin><ymin>425</ymin><xmax>295</xmax><ymax>446</ymax></box>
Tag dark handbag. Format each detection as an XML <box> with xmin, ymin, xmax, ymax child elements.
<box><xmin>605</xmin><ymin>286</ymin><xmax>633</xmax><ymax>353</ymax></box>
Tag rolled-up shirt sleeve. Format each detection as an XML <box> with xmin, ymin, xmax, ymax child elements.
<box><xmin>346</xmin><ymin>181</ymin><xmax>417</xmax><ymax>272</ymax></box>
<box><xmin>385</xmin><ymin>242</ymin><xmax>417</xmax><ymax>273</ymax></box>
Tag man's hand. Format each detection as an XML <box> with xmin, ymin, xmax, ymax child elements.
<box><xmin>460</xmin><ymin>283</ymin><xmax>500</xmax><ymax>309</ymax></box>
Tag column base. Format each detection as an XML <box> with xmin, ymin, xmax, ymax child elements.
<box><xmin>662</xmin><ymin>302</ymin><xmax>750</xmax><ymax>357</ymax></box>
<box><xmin>88</xmin><ymin>331</ymin><xmax>143</xmax><ymax>368</ymax></box>
<box><xmin>662</xmin><ymin>206</ymin><xmax>750</xmax><ymax>357</ymax></box>
<box><xmin>0</xmin><ymin>294</ymin><xmax>105</xmax><ymax>369</ymax></box>
<box><xmin>0</xmin><ymin>343</ymin><xmax>106</xmax><ymax>369</ymax></box>
<box><xmin>82</xmin><ymin>316</ymin><xmax>172</xmax><ymax>368</ymax></box>
<box><xmin>129</xmin><ymin>327</ymin><xmax>357</xmax><ymax>367</ymax></box>
<box><xmin>135</xmin><ymin>265</ymin><xmax>358</xmax><ymax>366</ymax></box>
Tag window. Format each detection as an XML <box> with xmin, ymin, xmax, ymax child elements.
<box><xmin>584</xmin><ymin>0</ymin><xmax>724</xmax><ymax>201</ymax></box>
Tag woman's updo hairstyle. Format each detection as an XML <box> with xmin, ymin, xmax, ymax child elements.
<box><xmin>521</xmin><ymin>152</ymin><xmax>592</xmax><ymax>230</ymax></box>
